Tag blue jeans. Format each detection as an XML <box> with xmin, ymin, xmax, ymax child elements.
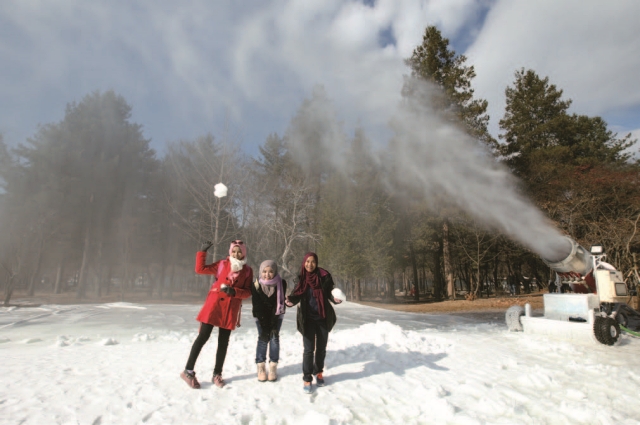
<box><xmin>255</xmin><ymin>316</ymin><xmax>283</xmax><ymax>363</ymax></box>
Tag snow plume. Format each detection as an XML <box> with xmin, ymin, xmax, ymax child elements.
<box><xmin>285</xmin><ymin>79</ymin><xmax>571</xmax><ymax>262</ymax></box>
<box><xmin>389</xmin><ymin>78</ymin><xmax>570</xmax><ymax>261</ymax></box>
<box><xmin>285</xmin><ymin>85</ymin><xmax>349</xmax><ymax>175</ymax></box>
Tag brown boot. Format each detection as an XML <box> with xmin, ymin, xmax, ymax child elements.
<box><xmin>212</xmin><ymin>373</ymin><xmax>226</xmax><ymax>388</ymax></box>
<box><xmin>180</xmin><ymin>370</ymin><xmax>201</xmax><ymax>389</ymax></box>
<box><xmin>257</xmin><ymin>362</ymin><xmax>267</xmax><ymax>382</ymax></box>
<box><xmin>268</xmin><ymin>362</ymin><xmax>278</xmax><ymax>381</ymax></box>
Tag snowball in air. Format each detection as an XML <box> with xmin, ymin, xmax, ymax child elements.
<box><xmin>214</xmin><ymin>183</ymin><xmax>228</xmax><ymax>198</ymax></box>
<box><xmin>331</xmin><ymin>288</ymin><xmax>346</xmax><ymax>302</ymax></box>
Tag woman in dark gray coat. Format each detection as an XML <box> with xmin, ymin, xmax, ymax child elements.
<box><xmin>285</xmin><ymin>252</ymin><xmax>341</xmax><ymax>394</ymax></box>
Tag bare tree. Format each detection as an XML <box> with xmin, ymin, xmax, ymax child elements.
<box><xmin>264</xmin><ymin>173</ymin><xmax>319</xmax><ymax>281</ymax></box>
<box><xmin>452</xmin><ymin>217</ymin><xmax>499</xmax><ymax>300</ymax></box>
<box><xmin>165</xmin><ymin>135</ymin><xmax>247</xmax><ymax>257</ymax></box>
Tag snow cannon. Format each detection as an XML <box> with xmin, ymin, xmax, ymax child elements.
<box><xmin>541</xmin><ymin>237</ymin><xmax>595</xmax><ymax>293</ymax></box>
<box><xmin>506</xmin><ymin>238</ymin><xmax>640</xmax><ymax>346</ymax></box>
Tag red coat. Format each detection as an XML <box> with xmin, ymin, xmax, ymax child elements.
<box><xmin>194</xmin><ymin>252</ymin><xmax>253</xmax><ymax>330</ymax></box>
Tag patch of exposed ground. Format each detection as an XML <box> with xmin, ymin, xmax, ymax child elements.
<box><xmin>6</xmin><ymin>289</ymin><xmax>545</xmax><ymax>314</ymax></box>
<box><xmin>354</xmin><ymin>293</ymin><xmax>544</xmax><ymax>314</ymax></box>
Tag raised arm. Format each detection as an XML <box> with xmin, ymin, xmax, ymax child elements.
<box><xmin>195</xmin><ymin>251</ymin><xmax>222</xmax><ymax>275</ymax></box>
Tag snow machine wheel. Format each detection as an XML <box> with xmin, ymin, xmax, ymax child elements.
<box><xmin>594</xmin><ymin>316</ymin><xmax>620</xmax><ymax>345</ymax></box>
<box><xmin>505</xmin><ymin>305</ymin><xmax>525</xmax><ymax>332</ymax></box>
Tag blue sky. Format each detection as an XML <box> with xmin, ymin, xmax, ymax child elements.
<box><xmin>1</xmin><ymin>0</ymin><xmax>638</xmax><ymax>157</ymax></box>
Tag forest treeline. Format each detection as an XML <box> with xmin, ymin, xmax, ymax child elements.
<box><xmin>1</xmin><ymin>26</ymin><xmax>638</xmax><ymax>305</ymax></box>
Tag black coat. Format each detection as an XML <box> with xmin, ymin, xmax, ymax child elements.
<box><xmin>288</xmin><ymin>270</ymin><xmax>337</xmax><ymax>334</ymax></box>
<box><xmin>251</xmin><ymin>278</ymin><xmax>287</xmax><ymax>337</ymax></box>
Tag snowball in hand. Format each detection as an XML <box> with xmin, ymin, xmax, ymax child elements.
<box><xmin>331</xmin><ymin>288</ymin><xmax>346</xmax><ymax>302</ymax></box>
<box><xmin>214</xmin><ymin>183</ymin><xmax>228</xmax><ymax>198</ymax></box>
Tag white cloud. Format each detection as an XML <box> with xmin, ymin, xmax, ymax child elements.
<box><xmin>465</xmin><ymin>0</ymin><xmax>640</xmax><ymax>138</ymax></box>
<box><xmin>625</xmin><ymin>128</ymin><xmax>640</xmax><ymax>159</ymax></box>
<box><xmin>0</xmin><ymin>0</ymin><xmax>490</xmax><ymax>151</ymax></box>
<box><xmin>424</xmin><ymin>0</ymin><xmax>488</xmax><ymax>37</ymax></box>
<box><xmin>227</xmin><ymin>0</ymin><xmax>492</xmax><ymax>147</ymax></box>
<box><xmin>2</xmin><ymin>0</ymin><xmax>637</xmax><ymax>152</ymax></box>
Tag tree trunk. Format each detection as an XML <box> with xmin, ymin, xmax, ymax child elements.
<box><xmin>168</xmin><ymin>263</ymin><xmax>176</xmax><ymax>299</ymax></box>
<box><xmin>92</xmin><ymin>270</ymin><xmax>100</xmax><ymax>298</ymax></box>
<box><xmin>493</xmin><ymin>257</ymin><xmax>500</xmax><ymax>294</ymax></box>
<box><xmin>76</xmin><ymin>227</ymin><xmax>92</xmax><ymax>299</ymax></box>
<box><xmin>121</xmin><ymin>258</ymin><xmax>129</xmax><ymax>302</ymax></box>
<box><xmin>95</xmin><ymin>240</ymin><xmax>104</xmax><ymax>297</ymax></box>
<box><xmin>147</xmin><ymin>264</ymin><xmax>154</xmax><ymax>298</ymax></box>
<box><xmin>442</xmin><ymin>222</ymin><xmax>454</xmax><ymax>299</ymax></box>
<box><xmin>442</xmin><ymin>220</ymin><xmax>455</xmax><ymax>300</ymax></box>
<box><xmin>433</xmin><ymin>245</ymin><xmax>443</xmax><ymax>301</ymax></box>
<box><xmin>386</xmin><ymin>274</ymin><xmax>395</xmax><ymax>300</ymax></box>
<box><xmin>410</xmin><ymin>245</ymin><xmax>420</xmax><ymax>301</ymax></box>
<box><xmin>3</xmin><ymin>274</ymin><xmax>17</xmax><ymax>306</ymax></box>
<box><xmin>158</xmin><ymin>264</ymin><xmax>166</xmax><ymax>299</ymax></box>
<box><xmin>104</xmin><ymin>266</ymin><xmax>113</xmax><ymax>296</ymax></box>
<box><xmin>355</xmin><ymin>278</ymin><xmax>361</xmax><ymax>301</ymax></box>
<box><xmin>54</xmin><ymin>261</ymin><xmax>65</xmax><ymax>294</ymax></box>
<box><xmin>27</xmin><ymin>238</ymin><xmax>45</xmax><ymax>296</ymax></box>
<box><xmin>77</xmin><ymin>193</ymin><xmax>94</xmax><ymax>299</ymax></box>
<box><xmin>475</xmin><ymin>265</ymin><xmax>481</xmax><ymax>297</ymax></box>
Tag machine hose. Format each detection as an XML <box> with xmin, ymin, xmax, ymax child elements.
<box><xmin>620</xmin><ymin>324</ymin><xmax>640</xmax><ymax>338</ymax></box>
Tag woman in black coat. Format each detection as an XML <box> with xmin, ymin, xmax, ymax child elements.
<box><xmin>251</xmin><ymin>260</ymin><xmax>287</xmax><ymax>382</ymax></box>
<box><xmin>285</xmin><ymin>252</ymin><xmax>341</xmax><ymax>394</ymax></box>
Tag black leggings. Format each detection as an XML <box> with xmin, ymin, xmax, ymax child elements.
<box><xmin>185</xmin><ymin>323</ymin><xmax>231</xmax><ymax>375</ymax></box>
<box><xmin>302</xmin><ymin>319</ymin><xmax>329</xmax><ymax>382</ymax></box>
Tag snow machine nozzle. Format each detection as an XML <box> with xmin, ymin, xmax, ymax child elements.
<box><xmin>541</xmin><ymin>236</ymin><xmax>593</xmax><ymax>277</ymax></box>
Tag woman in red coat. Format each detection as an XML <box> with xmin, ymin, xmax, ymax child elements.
<box><xmin>180</xmin><ymin>240</ymin><xmax>253</xmax><ymax>389</ymax></box>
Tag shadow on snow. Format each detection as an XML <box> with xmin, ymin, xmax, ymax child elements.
<box><xmin>225</xmin><ymin>342</ymin><xmax>448</xmax><ymax>385</ymax></box>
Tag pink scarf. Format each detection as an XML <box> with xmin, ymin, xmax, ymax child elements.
<box><xmin>258</xmin><ymin>260</ymin><xmax>285</xmax><ymax>315</ymax></box>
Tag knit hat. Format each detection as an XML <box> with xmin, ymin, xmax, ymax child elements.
<box><xmin>229</xmin><ymin>240</ymin><xmax>247</xmax><ymax>259</ymax></box>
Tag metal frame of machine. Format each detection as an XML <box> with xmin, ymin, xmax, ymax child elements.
<box><xmin>506</xmin><ymin>238</ymin><xmax>640</xmax><ymax>345</ymax></box>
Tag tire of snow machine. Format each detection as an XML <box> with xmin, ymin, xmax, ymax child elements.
<box><xmin>505</xmin><ymin>305</ymin><xmax>525</xmax><ymax>332</ymax></box>
<box><xmin>593</xmin><ymin>316</ymin><xmax>605</xmax><ymax>344</ymax></box>
<box><xmin>594</xmin><ymin>316</ymin><xmax>620</xmax><ymax>345</ymax></box>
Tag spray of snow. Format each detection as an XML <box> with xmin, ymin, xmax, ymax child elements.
<box><xmin>389</xmin><ymin>78</ymin><xmax>570</xmax><ymax>261</ymax></box>
<box><xmin>285</xmin><ymin>79</ymin><xmax>570</xmax><ymax>262</ymax></box>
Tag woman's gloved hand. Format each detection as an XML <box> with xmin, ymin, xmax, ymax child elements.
<box><xmin>220</xmin><ymin>285</ymin><xmax>236</xmax><ymax>297</ymax></box>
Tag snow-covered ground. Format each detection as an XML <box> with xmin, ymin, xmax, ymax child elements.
<box><xmin>1</xmin><ymin>301</ymin><xmax>639</xmax><ymax>425</ymax></box>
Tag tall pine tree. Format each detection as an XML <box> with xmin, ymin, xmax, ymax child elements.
<box><xmin>402</xmin><ymin>25</ymin><xmax>495</xmax><ymax>299</ymax></box>
<box><xmin>499</xmin><ymin>68</ymin><xmax>634</xmax><ymax>186</ymax></box>
<box><xmin>404</xmin><ymin>25</ymin><xmax>495</xmax><ymax>148</ymax></box>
